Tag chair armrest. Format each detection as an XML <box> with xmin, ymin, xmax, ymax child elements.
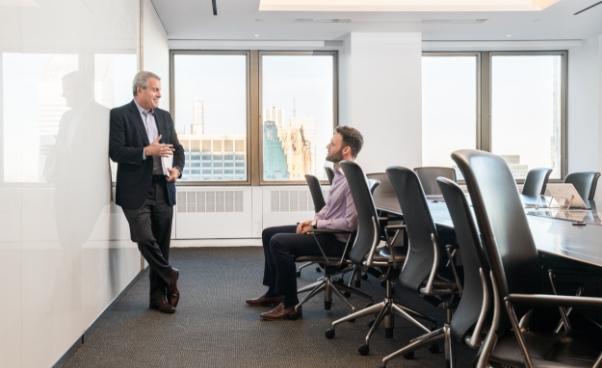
<box><xmin>310</xmin><ymin>228</ymin><xmax>352</xmax><ymax>235</ymax></box>
<box><xmin>506</xmin><ymin>293</ymin><xmax>602</xmax><ymax>308</ymax></box>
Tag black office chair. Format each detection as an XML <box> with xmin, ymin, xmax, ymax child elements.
<box><xmin>380</xmin><ymin>177</ymin><xmax>492</xmax><ymax>368</ymax></box>
<box><xmin>296</xmin><ymin>174</ymin><xmax>327</xmax><ymax>278</ymax></box>
<box><xmin>414</xmin><ymin>166</ymin><xmax>457</xmax><ymax>196</ymax></box>
<box><xmin>452</xmin><ymin>149</ymin><xmax>602</xmax><ymax>368</ymax></box>
<box><xmin>325</xmin><ymin>162</ymin><xmax>430</xmax><ymax>356</ymax></box>
<box><xmin>521</xmin><ymin>167</ymin><xmax>552</xmax><ymax>197</ymax></box>
<box><xmin>305</xmin><ymin>174</ymin><xmax>326</xmax><ymax>213</ymax></box>
<box><xmin>295</xmin><ymin>173</ymin><xmax>373</xmax><ymax>312</ymax></box>
<box><xmin>564</xmin><ymin>171</ymin><xmax>601</xmax><ymax>201</ymax></box>
<box><xmin>325</xmin><ymin>166</ymin><xmax>335</xmax><ymax>185</ymax></box>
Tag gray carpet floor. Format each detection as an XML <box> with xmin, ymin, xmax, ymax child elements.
<box><xmin>61</xmin><ymin>247</ymin><xmax>471</xmax><ymax>368</ymax></box>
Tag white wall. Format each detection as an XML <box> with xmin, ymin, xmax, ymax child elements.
<box><xmin>0</xmin><ymin>1</ymin><xmax>141</xmax><ymax>367</ymax></box>
<box><xmin>567</xmin><ymin>34</ymin><xmax>602</xmax><ymax>202</ymax></box>
<box><xmin>142</xmin><ymin>0</ymin><xmax>170</xmax><ymax>111</ymax></box>
<box><xmin>339</xmin><ymin>32</ymin><xmax>423</xmax><ymax>173</ymax></box>
<box><xmin>568</xmin><ymin>36</ymin><xmax>601</xmax><ymax>173</ymax></box>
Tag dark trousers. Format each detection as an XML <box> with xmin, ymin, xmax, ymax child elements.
<box><xmin>261</xmin><ymin>225</ymin><xmax>347</xmax><ymax>307</ymax></box>
<box><xmin>123</xmin><ymin>177</ymin><xmax>174</xmax><ymax>303</ymax></box>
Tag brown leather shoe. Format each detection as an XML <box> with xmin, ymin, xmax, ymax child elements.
<box><xmin>168</xmin><ymin>287</ymin><xmax>180</xmax><ymax>308</ymax></box>
<box><xmin>245</xmin><ymin>294</ymin><xmax>283</xmax><ymax>307</ymax></box>
<box><xmin>260</xmin><ymin>302</ymin><xmax>302</xmax><ymax>321</ymax></box>
<box><xmin>149</xmin><ymin>297</ymin><xmax>176</xmax><ymax>314</ymax></box>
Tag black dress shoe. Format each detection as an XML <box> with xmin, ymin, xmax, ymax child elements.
<box><xmin>149</xmin><ymin>297</ymin><xmax>176</xmax><ymax>314</ymax></box>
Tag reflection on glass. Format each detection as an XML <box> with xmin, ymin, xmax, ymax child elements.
<box><xmin>94</xmin><ymin>53</ymin><xmax>137</xmax><ymax>181</ymax></box>
<box><xmin>422</xmin><ymin>55</ymin><xmax>477</xmax><ymax>174</ymax></box>
<box><xmin>491</xmin><ymin>55</ymin><xmax>562</xmax><ymax>180</ymax></box>
<box><xmin>261</xmin><ymin>54</ymin><xmax>334</xmax><ymax>181</ymax></box>
<box><xmin>2</xmin><ymin>53</ymin><xmax>78</xmax><ymax>183</ymax></box>
<box><xmin>173</xmin><ymin>54</ymin><xmax>247</xmax><ymax>182</ymax></box>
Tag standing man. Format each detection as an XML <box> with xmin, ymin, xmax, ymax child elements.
<box><xmin>246</xmin><ymin>126</ymin><xmax>364</xmax><ymax>321</ymax></box>
<box><xmin>109</xmin><ymin>71</ymin><xmax>185</xmax><ymax>314</ymax></box>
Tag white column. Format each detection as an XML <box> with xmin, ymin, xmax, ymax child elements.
<box><xmin>339</xmin><ymin>32</ymin><xmax>423</xmax><ymax>173</ymax></box>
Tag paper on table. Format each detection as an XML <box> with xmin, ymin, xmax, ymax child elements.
<box><xmin>161</xmin><ymin>155</ymin><xmax>173</xmax><ymax>176</ymax></box>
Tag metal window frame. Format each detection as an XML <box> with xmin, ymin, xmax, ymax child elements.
<box><xmin>170</xmin><ymin>50</ymin><xmax>252</xmax><ymax>186</ymax></box>
<box><xmin>258</xmin><ymin>50</ymin><xmax>339</xmax><ymax>185</ymax></box>
<box><xmin>422</xmin><ymin>51</ymin><xmax>568</xmax><ymax>181</ymax></box>
<box><xmin>169</xmin><ymin>49</ymin><xmax>338</xmax><ymax>186</ymax></box>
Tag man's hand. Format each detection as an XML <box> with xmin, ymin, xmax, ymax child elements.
<box><xmin>144</xmin><ymin>135</ymin><xmax>174</xmax><ymax>157</ymax></box>
<box><xmin>166</xmin><ymin>167</ymin><xmax>180</xmax><ymax>183</ymax></box>
<box><xmin>296</xmin><ymin>219</ymin><xmax>313</xmax><ymax>234</ymax></box>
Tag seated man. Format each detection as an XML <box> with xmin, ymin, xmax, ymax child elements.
<box><xmin>246</xmin><ymin>126</ymin><xmax>364</xmax><ymax>320</ymax></box>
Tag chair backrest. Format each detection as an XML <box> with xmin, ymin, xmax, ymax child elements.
<box><xmin>386</xmin><ymin>166</ymin><xmax>439</xmax><ymax>290</ymax></box>
<box><xmin>305</xmin><ymin>174</ymin><xmax>326</xmax><ymax>213</ymax></box>
<box><xmin>367</xmin><ymin>178</ymin><xmax>380</xmax><ymax>194</ymax></box>
<box><xmin>324</xmin><ymin>166</ymin><xmax>335</xmax><ymax>185</ymax></box>
<box><xmin>564</xmin><ymin>171</ymin><xmax>600</xmax><ymax>201</ymax></box>
<box><xmin>414</xmin><ymin>166</ymin><xmax>457</xmax><ymax>196</ymax></box>
<box><xmin>451</xmin><ymin>149</ymin><xmax>543</xmax><ymax>304</ymax></box>
<box><xmin>437</xmin><ymin>177</ymin><xmax>490</xmax><ymax>341</ymax></box>
<box><xmin>522</xmin><ymin>167</ymin><xmax>552</xmax><ymax>196</ymax></box>
<box><xmin>340</xmin><ymin>161</ymin><xmax>380</xmax><ymax>265</ymax></box>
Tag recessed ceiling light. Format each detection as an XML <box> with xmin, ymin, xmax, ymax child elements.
<box><xmin>505</xmin><ymin>34</ymin><xmax>512</xmax><ymax>38</ymax></box>
<box><xmin>259</xmin><ymin>0</ymin><xmax>559</xmax><ymax>12</ymax></box>
<box><xmin>254</xmin><ymin>34</ymin><xmax>260</xmax><ymax>38</ymax></box>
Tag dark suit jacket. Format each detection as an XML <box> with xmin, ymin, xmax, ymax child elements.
<box><xmin>109</xmin><ymin>100</ymin><xmax>185</xmax><ymax>210</ymax></box>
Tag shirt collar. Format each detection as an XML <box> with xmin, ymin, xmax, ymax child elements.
<box><xmin>133</xmin><ymin>99</ymin><xmax>154</xmax><ymax>116</ymax></box>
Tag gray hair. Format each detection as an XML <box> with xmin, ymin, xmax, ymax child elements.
<box><xmin>132</xmin><ymin>71</ymin><xmax>160</xmax><ymax>96</ymax></box>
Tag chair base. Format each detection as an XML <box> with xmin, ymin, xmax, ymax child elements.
<box><xmin>326</xmin><ymin>294</ymin><xmax>434</xmax><ymax>354</ymax></box>
<box><xmin>295</xmin><ymin>275</ymin><xmax>372</xmax><ymax>312</ymax></box>
<box><xmin>380</xmin><ymin>324</ymin><xmax>454</xmax><ymax>368</ymax></box>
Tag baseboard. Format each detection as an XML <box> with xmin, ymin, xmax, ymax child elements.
<box><xmin>171</xmin><ymin>238</ymin><xmax>262</xmax><ymax>247</ymax></box>
<box><xmin>52</xmin><ymin>268</ymin><xmax>147</xmax><ymax>368</ymax></box>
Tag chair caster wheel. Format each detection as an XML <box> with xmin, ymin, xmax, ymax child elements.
<box><xmin>358</xmin><ymin>344</ymin><xmax>370</xmax><ymax>355</ymax></box>
<box><xmin>367</xmin><ymin>319</ymin><xmax>375</xmax><ymax>327</ymax></box>
<box><xmin>325</xmin><ymin>329</ymin><xmax>335</xmax><ymax>339</ymax></box>
<box><xmin>385</xmin><ymin>328</ymin><xmax>394</xmax><ymax>338</ymax></box>
<box><xmin>296</xmin><ymin>271</ymin><xmax>301</xmax><ymax>278</ymax></box>
<box><xmin>324</xmin><ymin>301</ymin><xmax>332</xmax><ymax>310</ymax></box>
<box><xmin>403</xmin><ymin>351</ymin><xmax>415</xmax><ymax>359</ymax></box>
<box><xmin>428</xmin><ymin>343</ymin><xmax>441</xmax><ymax>354</ymax></box>
<box><xmin>354</xmin><ymin>280</ymin><xmax>361</xmax><ymax>288</ymax></box>
<box><xmin>361</xmin><ymin>273</ymin><xmax>368</xmax><ymax>280</ymax></box>
<box><xmin>343</xmin><ymin>291</ymin><xmax>351</xmax><ymax>298</ymax></box>
<box><xmin>316</xmin><ymin>267</ymin><xmax>322</xmax><ymax>273</ymax></box>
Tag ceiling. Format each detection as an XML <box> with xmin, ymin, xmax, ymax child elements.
<box><xmin>152</xmin><ymin>0</ymin><xmax>602</xmax><ymax>41</ymax></box>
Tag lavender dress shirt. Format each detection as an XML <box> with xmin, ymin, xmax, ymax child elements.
<box><xmin>315</xmin><ymin>166</ymin><xmax>358</xmax><ymax>242</ymax></box>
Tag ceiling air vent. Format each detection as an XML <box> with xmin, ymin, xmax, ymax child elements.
<box><xmin>421</xmin><ymin>18</ymin><xmax>487</xmax><ymax>24</ymax></box>
<box><xmin>574</xmin><ymin>1</ymin><xmax>602</xmax><ymax>15</ymax></box>
<box><xmin>293</xmin><ymin>18</ymin><xmax>352</xmax><ymax>23</ymax></box>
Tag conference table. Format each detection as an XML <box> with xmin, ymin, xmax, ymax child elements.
<box><xmin>373</xmin><ymin>191</ymin><xmax>602</xmax><ymax>269</ymax></box>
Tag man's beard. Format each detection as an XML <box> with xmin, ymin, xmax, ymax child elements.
<box><xmin>326</xmin><ymin>149</ymin><xmax>343</xmax><ymax>163</ymax></box>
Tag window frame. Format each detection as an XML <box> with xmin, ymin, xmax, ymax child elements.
<box><xmin>422</xmin><ymin>50</ymin><xmax>568</xmax><ymax>181</ymax></box>
<box><xmin>170</xmin><ymin>49</ymin><xmax>338</xmax><ymax>186</ymax></box>
<box><xmin>258</xmin><ymin>50</ymin><xmax>338</xmax><ymax>185</ymax></box>
<box><xmin>170</xmin><ymin>50</ymin><xmax>252</xmax><ymax>186</ymax></box>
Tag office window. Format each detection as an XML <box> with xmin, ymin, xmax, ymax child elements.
<box><xmin>261</xmin><ymin>53</ymin><xmax>336</xmax><ymax>182</ymax></box>
<box><xmin>173</xmin><ymin>53</ymin><xmax>248</xmax><ymax>182</ymax></box>
<box><xmin>422</xmin><ymin>55</ymin><xmax>477</xmax><ymax>168</ymax></box>
<box><xmin>421</xmin><ymin>51</ymin><xmax>566</xmax><ymax>180</ymax></box>
<box><xmin>491</xmin><ymin>54</ymin><xmax>563</xmax><ymax>179</ymax></box>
